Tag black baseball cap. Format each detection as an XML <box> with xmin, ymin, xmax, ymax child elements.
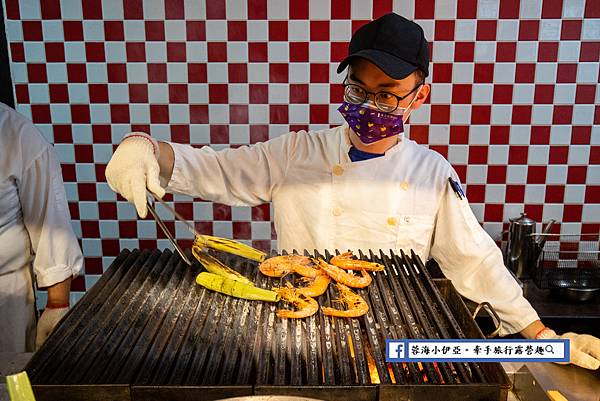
<box><xmin>337</xmin><ymin>13</ymin><xmax>430</xmax><ymax>80</ymax></box>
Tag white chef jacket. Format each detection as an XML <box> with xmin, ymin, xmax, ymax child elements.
<box><xmin>0</xmin><ymin>103</ymin><xmax>83</xmax><ymax>350</ymax></box>
<box><xmin>166</xmin><ymin>124</ymin><xmax>540</xmax><ymax>335</ymax></box>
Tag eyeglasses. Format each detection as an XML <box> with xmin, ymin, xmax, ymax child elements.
<box><xmin>342</xmin><ymin>79</ymin><xmax>423</xmax><ymax>113</ymax></box>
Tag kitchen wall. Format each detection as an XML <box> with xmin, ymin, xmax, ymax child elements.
<box><xmin>2</xmin><ymin>0</ymin><xmax>599</xmax><ymax>304</ymax></box>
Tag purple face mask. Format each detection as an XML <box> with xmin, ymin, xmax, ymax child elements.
<box><xmin>338</xmin><ymin>101</ymin><xmax>405</xmax><ymax>144</ymax></box>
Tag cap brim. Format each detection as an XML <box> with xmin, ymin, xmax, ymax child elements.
<box><xmin>336</xmin><ymin>49</ymin><xmax>418</xmax><ymax>80</ymax></box>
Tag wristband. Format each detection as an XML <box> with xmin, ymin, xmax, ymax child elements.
<box><xmin>535</xmin><ymin>327</ymin><xmax>551</xmax><ymax>339</ymax></box>
<box><xmin>123</xmin><ymin>132</ymin><xmax>160</xmax><ymax>159</ymax></box>
<box><xmin>45</xmin><ymin>302</ymin><xmax>70</xmax><ymax>309</ymax></box>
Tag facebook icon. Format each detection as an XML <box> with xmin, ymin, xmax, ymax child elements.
<box><xmin>386</xmin><ymin>340</ymin><xmax>406</xmax><ymax>360</ymax></box>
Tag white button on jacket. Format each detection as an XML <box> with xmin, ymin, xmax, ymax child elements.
<box><xmin>166</xmin><ymin>124</ymin><xmax>539</xmax><ymax>335</ymax></box>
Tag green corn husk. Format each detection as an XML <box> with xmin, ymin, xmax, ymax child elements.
<box><xmin>196</xmin><ymin>272</ymin><xmax>280</xmax><ymax>302</ymax></box>
<box><xmin>194</xmin><ymin>235</ymin><xmax>267</xmax><ymax>262</ymax></box>
<box><xmin>192</xmin><ymin>247</ymin><xmax>254</xmax><ymax>286</ymax></box>
<box><xmin>6</xmin><ymin>372</ymin><xmax>36</xmax><ymax>401</ymax></box>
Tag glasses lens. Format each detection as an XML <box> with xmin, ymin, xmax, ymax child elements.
<box><xmin>344</xmin><ymin>85</ymin><xmax>366</xmax><ymax>104</ymax></box>
<box><xmin>374</xmin><ymin>92</ymin><xmax>399</xmax><ymax>112</ymax></box>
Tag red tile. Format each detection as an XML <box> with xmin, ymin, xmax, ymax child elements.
<box><xmin>474</xmin><ymin>63</ymin><xmax>494</xmax><ymax>83</ymax></box>
<box><xmin>128</xmin><ymin>84</ymin><xmax>148</xmax><ymax>103</ymax></box>
<box><xmin>524</xmin><ymin>204</ymin><xmax>544</xmax><ymax>222</ymax></box>
<box><xmin>85</xmin><ymin>42</ymin><xmax>105</xmax><ymax>62</ymax></box>
<box><xmin>227</xmin><ymin>21</ymin><xmax>246</xmax><ymax>41</ymax></box>
<box><xmin>542</xmin><ymin>0</ymin><xmax>563</xmax><ymax>18</ymax></box>
<box><xmin>330</xmin><ymin>42</ymin><xmax>347</xmax><ymax>63</ymax></box>
<box><xmin>585</xmin><ymin>0</ymin><xmax>600</xmax><ymax>17</ymax></box>
<box><xmin>150</xmin><ymin>105</ymin><xmax>169</xmax><ymax>123</ymax></box>
<box><xmin>206</xmin><ymin>0</ymin><xmax>226</xmax><ymax>18</ymax></box>
<box><xmin>496</xmin><ymin>42</ymin><xmax>516</xmax><ymax>62</ymax></box>
<box><xmin>145</xmin><ymin>21</ymin><xmax>165</xmax><ymax>41</ymax></box>
<box><xmin>187</xmin><ymin>21</ymin><xmax>205</xmax><ymax>41</ymax></box>
<box><xmin>476</xmin><ymin>20</ymin><xmax>497</xmax><ymax>41</ymax></box>
<box><xmin>429</xmin><ymin>145</ymin><xmax>448</xmax><ymax>158</ymax></box>
<box><xmin>585</xmin><ymin>187</ymin><xmax>599</xmax><ymax>203</ymax></box>
<box><xmin>85</xmin><ymin>258</ymin><xmax>103</xmax><ymax>275</ymax></box>
<box><xmin>165</xmin><ymin>0</ymin><xmax>184</xmax><ymax>19</ymax></box>
<box><xmin>451</xmin><ymin>84</ymin><xmax>472</xmax><ymax>104</ymax></box>
<box><xmin>373</xmin><ymin>0</ymin><xmax>393</xmax><ymax>18</ymax></box>
<box><xmin>230</xmin><ymin>105</ymin><xmax>249</xmax><ymax>124</ymax></box>
<box><xmin>123</xmin><ymin>0</ymin><xmax>143</xmax><ymax>19</ymax></box>
<box><xmin>518</xmin><ymin>20</ymin><xmax>539</xmax><ymax>41</ymax></box>
<box><xmin>94</xmin><ymin>165</ymin><xmax>106</xmax><ymax>182</ymax></box>
<box><xmin>110</xmin><ymin>105</ymin><xmax>130</xmax><ymax>123</ymax></box>
<box><xmin>82</xmin><ymin>0</ymin><xmax>103</xmax><ymax>18</ymax></box>
<box><xmin>92</xmin><ymin>125</ymin><xmax>112</xmax><ymax>143</ymax></box>
<box><xmin>170</xmin><ymin>125</ymin><xmax>190</xmax><ymax>143</ymax></box>
<box><xmin>269</xmin><ymin>63</ymin><xmax>289</xmax><ymax>83</ymax></box>
<box><xmin>60</xmin><ymin>164</ymin><xmax>76</xmax><ymax>181</ymax></box>
<box><xmin>104</xmin><ymin>21</ymin><xmax>124</xmax><ymax>40</ymax></box>
<box><xmin>331</xmin><ymin>0</ymin><xmax>351</xmax><ymax>19</ymax></box>
<box><xmin>30</xmin><ymin>105</ymin><xmax>51</xmax><ymax>123</ymax></box>
<box><xmin>515</xmin><ymin>64</ymin><xmax>536</xmax><ymax>83</ymax></box>
<box><xmin>269</xmin><ymin>21</ymin><xmax>288</xmax><ymax>41</ymax></box>
<box><xmin>527</xmin><ymin>166</ymin><xmax>547</xmax><ymax>184</ymax></box>
<box><xmin>471</xmin><ymin>105</ymin><xmax>491</xmax><ymax>124</ymax></box>
<box><xmin>468</xmin><ymin>145</ymin><xmax>488</xmax><ymax>164</ymax></box>
<box><xmin>414</xmin><ymin>0</ymin><xmax>435</xmax><ymax>18</ymax></box>
<box><xmin>493</xmin><ymin>85</ymin><xmax>513</xmax><ymax>104</ymax></box>
<box><xmin>71</xmin><ymin>105</ymin><xmax>91</xmax><ymax>123</ymax></box>
<box><xmin>107</xmin><ymin>63</ymin><xmax>127</xmax><ymax>83</ymax></box>
<box><xmin>208</xmin><ymin>84</ymin><xmax>228</xmax><ymax>103</ymax></box>
<box><xmin>310</xmin><ymin>64</ymin><xmax>329</xmax><ymax>83</ymax></box>
<box><xmin>22</xmin><ymin>21</ymin><xmax>43</xmax><ymax>41</ymax></box>
<box><xmin>289</xmin><ymin>124</ymin><xmax>309</xmax><ymax>132</ymax></box>
<box><xmin>552</xmin><ymin>105</ymin><xmax>573</xmax><ymax>125</ymax></box>
<box><xmin>210</xmin><ymin>125</ymin><xmax>229</xmax><ymax>144</ymax></box>
<box><xmin>248</xmin><ymin>0</ymin><xmax>267</xmax><ymax>19</ymax></box>
<box><xmin>457</xmin><ymin>0</ymin><xmax>477</xmax><ymax>18</ymax></box>
<box><xmin>556</xmin><ymin>64</ymin><xmax>577</xmax><ymax>83</ymax></box>
<box><xmin>330</xmin><ymin>84</ymin><xmax>344</xmax><ymax>103</ymax></box>
<box><xmin>537</xmin><ymin>42</ymin><xmax>558</xmax><ymax>62</ymax></box>
<box><xmin>567</xmin><ymin>166</ymin><xmax>587</xmax><ymax>184</ymax></box>
<box><xmin>548</xmin><ymin>146</ymin><xmax>569</xmax><ymax>164</ymax></box>
<box><xmin>167</xmin><ymin>43</ymin><xmax>187</xmax><ymax>62</ymax></box>
<box><xmin>310</xmin><ymin>104</ymin><xmax>329</xmax><ymax>123</ymax></box>
<box><xmin>81</xmin><ymin>221</ymin><xmax>100</xmax><ymax>237</ymax></box>
<box><xmin>571</xmin><ymin>126</ymin><xmax>591</xmax><ymax>145</ymax></box>
<box><xmin>147</xmin><ymin>64</ymin><xmax>167</xmax><ymax>82</ymax></box>
<box><xmin>10</xmin><ymin>43</ymin><xmax>25</xmax><ymax>62</ymax></box>
<box><xmin>98</xmin><ymin>202</ymin><xmax>117</xmax><ymax>219</ymax></box>
<box><xmin>409</xmin><ymin>125</ymin><xmax>429</xmax><ymax>143</ymax></box>
<box><xmin>289</xmin><ymin>0</ymin><xmax>309</xmax><ymax>19</ymax></box>
<box><xmin>228</xmin><ymin>64</ymin><xmax>248</xmax><ymax>83</ymax></box>
<box><xmin>512</xmin><ymin>105</ymin><xmax>532</xmax><ymax>124</ymax></box>
<box><xmin>188</xmin><ymin>63</ymin><xmax>207</xmax><ymax>82</ymax></box>
<box><xmin>63</xmin><ymin>21</ymin><xmax>84</xmax><ymax>40</ymax></box>
<box><xmin>290</xmin><ymin>42</ymin><xmax>309</xmax><ymax>62</ymax></box>
<box><xmin>499</xmin><ymin>0</ymin><xmax>519</xmax><ymax>18</ymax></box>
<box><xmin>505</xmin><ymin>185</ymin><xmax>525</xmax><ymax>203</ymax></box>
<box><xmin>248</xmin><ymin>43</ymin><xmax>268</xmax><ymax>62</ymax></box>
<box><xmin>169</xmin><ymin>84</ymin><xmax>188</xmax><ymax>103</ymax></box>
<box><xmin>213</xmin><ymin>203</ymin><xmax>232</xmax><ymax>220</ymax></box>
<box><xmin>560</xmin><ymin>20</ymin><xmax>582</xmax><ymax>40</ymax></box>
<box><xmin>251</xmin><ymin>204</ymin><xmax>270</xmax><ymax>221</ymax></box>
<box><xmin>534</xmin><ymin>84</ymin><xmax>554</xmax><ymax>104</ymax></box>
<box><xmin>562</xmin><ymin>205</ymin><xmax>583</xmax><ymax>222</ymax></box>
<box><xmin>232</xmin><ymin>222</ymin><xmax>251</xmax><ymax>239</ymax></box>
<box><xmin>27</xmin><ymin>64</ymin><xmax>47</xmax><ymax>83</ymax></box>
<box><xmin>252</xmin><ymin>240</ymin><xmax>271</xmax><ymax>253</ymax></box>
<box><xmin>270</xmin><ymin>105</ymin><xmax>289</xmax><ymax>124</ymax></box>
<box><xmin>430</xmin><ymin>105</ymin><xmax>450</xmax><ymax>124</ymax></box>
<box><xmin>579</xmin><ymin>42</ymin><xmax>600</xmax><ymax>62</ymax></box>
<box><xmin>14</xmin><ymin>84</ymin><xmax>29</xmax><ymax>103</ymax></box>
<box><xmin>432</xmin><ymin>63</ymin><xmax>453</xmax><ymax>83</ymax></box>
<box><xmin>41</xmin><ymin>0</ymin><xmax>61</xmax><ymax>19</ymax></box>
<box><xmin>435</xmin><ymin>20</ymin><xmax>455</xmax><ymax>41</ymax></box>
<box><xmin>49</xmin><ymin>84</ymin><xmax>69</xmax><ymax>103</ymax></box>
<box><xmin>250</xmin><ymin>125</ymin><xmax>269</xmax><ymax>143</ymax></box>
<box><xmin>450</xmin><ymin>126</ymin><xmax>469</xmax><ymax>144</ymax></box>
<box><xmin>77</xmin><ymin>183</ymin><xmax>97</xmax><ymax>201</ymax></box>
<box><xmin>67</xmin><ymin>64</ymin><xmax>87</xmax><ymax>83</ymax></box>
<box><xmin>310</xmin><ymin>21</ymin><xmax>329</xmax><ymax>41</ymax></box>
<box><xmin>454</xmin><ymin>42</ymin><xmax>475</xmax><ymax>62</ymax></box>
<box><xmin>545</xmin><ymin>185</ymin><xmax>565</xmax><ymax>203</ymax></box>
<box><xmin>190</xmin><ymin>105</ymin><xmax>209</xmax><ymax>123</ymax></box>
<box><xmin>249</xmin><ymin>84</ymin><xmax>268</xmax><ymax>103</ymax></box>
<box><xmin>70</xmin><ymin>276</ymin><xmax>86</xmax><ymax>292</ymax></box>
<box><xmin>89</xmin><ymin>83</ymin><xmax>109</xmax><ymax>103</ymax></box>
<box><xmin>484</xmin><ymin>204</ymin><xmax>504</xmax><ymax>222</ymax></box>
<box><xmin>290</xmin><ymin>84</ymin><xmax>308</xmax><ymax>103</ymax></box>
<box><xmin>508</xmin><ymin>146</ymin><xmax>529</xmax><ymax>164</ymax></box>
<box><xmin>173</xmin><ymin>202</ymin><xmax>193</xmax><ymax>220</ymax></box>
<box><xmin>575</xmin><ymin>84</ymin><xmax>596</xmax><ymax>103</ymax></box>
<box><xmin>466</xmin><ymin>184</ymin><xmax>485</xmax><ymax>202</ymax></box>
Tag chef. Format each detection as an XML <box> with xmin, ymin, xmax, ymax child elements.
<box><xmin>106</xmin><ymin>13</ymin><xmax>600</xmax><ymax>369</ymax></box>
<box><xmin>0</xmin><ymin>103</ymin><xmax>83</xmax><ymax>351</ymax></box>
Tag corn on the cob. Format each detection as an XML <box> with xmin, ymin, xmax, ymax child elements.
<box><xmin>196</xmin><ymin>272</ymin><xmax>280</xmax><ymax>302</ymax></box>
<box><xmin>194</xmin><ymin>235</ymin><xmax>266</xmax><ymax>262</ymax></box>
<box><xmin>191</xmin><ymin>247</ymin><xmax>253</xmax><ymax>285</ymax></box>
<box><xmin>6</xmin><ymin>372</ymin><xmax>36</xmax><ymax>401</ymax></box>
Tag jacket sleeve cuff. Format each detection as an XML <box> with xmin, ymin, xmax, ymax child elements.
<box><xmin>163</xmin><ymin>142</ymin><xmax>189</xmax><ymax>193</ymax></box>
<box><xmin>35</xmin><ymin>264</ymin><xmax>80</xmax><ymax>288</ymax></box>
<box><xmin>498</xmin><ymin>310</ymin><xmax>540</xmax><ymax>337</ymax></box>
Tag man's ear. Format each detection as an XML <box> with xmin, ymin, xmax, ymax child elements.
<box><xmin>411</xmin><ymin>83</ymin><xmax>430</xmax><ymax>111</ymax></box>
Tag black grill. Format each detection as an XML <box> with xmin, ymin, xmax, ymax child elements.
<box><xmin>26</xmin><ymin>248</ymin><xmax>511</xmax><ymax>401</ymax></box>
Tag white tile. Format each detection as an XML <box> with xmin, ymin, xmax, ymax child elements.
<box><xmin>467</xmin><ymin>165</ymin><xmax>488</xmax><ymax>184</ymax></box>
<box><xmin>136</xmin><ymin>221</ymin><xmax>156</xmax><ymax>238</ymax></box>
<box><xmin>452</xmin><ymin>63</ymin><xmax>474</xmax><ymax>83</ymax></box>
<box><xmin>192</xmin><ymin>202</ymin><xmax>213</xmax><ymax>220</ymax></box>
<box><xmin>82</xmin><ymin>238</ymin><xmax>102</xmax><ymax>257</ymax></box>
<box><xmin>232</xmin><ymin>206</ymin><xmax>252</xmax><ymax>220</ymax></box>
<box><xmin>207</xmin><ymin>63</ymin><xmax>228</xmax><ymax>82</ymax></box>
<box><xmin>175</xmin><ymin>222</ymin><xmax>195</xmax><ymax>239</ymax></box>
<box><xmin>409</xmin><ymin>104</ymin><xmax>430</xmax><ymax>124</ymax></box>
<box><xmin>22</xmin><ymin>42</ymin><xmax>45</xmax><ymax>63</ymax></box>
<box><xmin>85</xmin><ymin>63</ymin><xmax>107</xmax><ymax>83</ymax></box>
<box><xmin>184</xmin><ymin>0</ymin><xmax>206</xmax><ymax>19</ymax></box>
<box><xmin>330</xmin><ymin>21</ymin><xmax>352</xmax><ymax>42</ymax></box>
<box><xmin>582</xmin><ymin>205</ymin><xmax>600</xmax><ymax>221</ymax></box>
<box><xmin>129</xmin><ymin>104</ymin><xmax>150</xmax><ymax>124</ymax></box>
<box><xmin>188</xmin><ymin>84</ymin><xmax>208</xmax><ymax>103</ymax></box>
<box><xmin>267</xmin><ymin>0</ymin><xmax>288</xmax><ymax>19</ymax></box>
<box><xmin>148</xmin><ymin>84</ymin><xmax>169</xmax><ymax>103</ymax></box>
<box><xmin>268</xmin><ymin>84</ymin><xmax>289</xmax><ymax>104</ymax></box>
<box><xmin>268</xmin><ymin>42</ymin><xmax>289</xmax><ymax>62</ymax></box>
<box><xmin>227</xmin><ymin>42</ymin><xmax>248</xmax><ymax>62</ymax></box>
<box><xmin>27</xmin><ymin>84</ymin><xmax>49</xmax><ymax>103</ymax></box>
<box><xmin>392</xmin><ymin>0</ymin><xmax>415</xmax><ymax>19</ymax></box>
<box><xmin>454</xmin><ymin>20</ymin><xmax>477</xmax><ymax>41</ymax></box>
<box><xmin>71</xmin><ymin>124</ymin><xmax>92</xmax><ymax>143</ymax></box>
<box><xmin>433</xmin><ymin>42</ymin><xmax>455</xmax><ymax>62</ymax></box>
<box><xmin>430</xmin><ymin>83</ymin><xmax>451</xmax><ymax>103</ymax></box>
<box><xmin>528</xmin><ymin>145</ymin><xmax>549</xmax><ymax>164</ymax></box>
<box><xmin>477</xmin><ymin>0</ymin><xmax>499</xmax><ymax>18</ymax></box>
<box><xmin>562</xmin><ymin>0</ymin><xmax>585</xmax><ymax>17</ymax></box>
<box><xmin>543</xmin><ymin>204</ymin><xmax>564</xmax><ymax>221</ymax></box>
<box><xmin>497</xmin><ymin>20</ymin><xmax>519</xmax><ymax>41</ymax></box>
<box><xmin>68</xmin><ymin>84</ymin><xmax>89</xmax><ymax>103</ymax></box>
<box><xmin>189</xmin><ymin>125</ymin><xmax>210</xmax><ymax>144</ymax></box>
<box><xmin>289</xmin><ymin>63</ymin><xmax>309</xmax><ymax>83</ymax></box>
<box><xmin>42</xmin><ymin>21</ymin><xmax>64</xmax><ymax>41</ymax></box>
<box><xmin>37</xmin><ymin>125</ymin><xmax>53</xmax><ymax>143</ymax></box>
<box><xmin>550</xmin><ymin>125</ymin><xmax>572</xmax><ymax>144</ymax></box>
<box><xmin>252</xmin><ymin>221</ymin><xmax>272</xmax><ymax>240</ymax></box>
<box><xmin>469</xmin><ymin>125</ymin><xmax>490</xmax><ymax>144</ymax></box>
<box><xmin>83</xmin><ymin>20</ymin><xmax>104</xmax><ymax>41</ymax></box>
<box><xmin>588</xmin><ymin>166</ymin><xmax>600</xmax><ymax>185</ymax></box>
<box><xmin>270</xmin><ymin>124</ymin><xmax>292</xmax><ymax>138</ymax></box>
<box><xmin>519</xmin><ymin>0</ymin><xmax>542</xmax><ymax>18</ymax></box>
<box><xmin>93</xmin><ymin>144</ymin><xmax>115</xmax><ymax>164</ymax></box>
<box><xmin>64</xmin><ymin>42</ymin><xmax>86</xmax><ymax>62</ymax></box>
<box><xmin>288</xmin><ymin>21</ymin><xmax>309</xmax><ymax>41</ymax></box>
<box><xmin>539</xmin><ymin>20</ymin><xmax>561</xmax><ymax>41</ymax></box>
<box><xmin>205</xmin><ymin>20</ymin><xmax>228</xmax><ymax>41</ymax></box>
<box><xmin>488</xmin><ymin>145</ymin><xmax>509</xmax><ymax>164</ymax></box>
<box><xmin>428</xmin><ymin>125</ymin><xmax>450</xmax><ymax>144</ymax></box>
<box><xmin>5</xmin><ymin>20</ymin><xmax>23</xmax><ymax>42</ymax></box>
<box><xmin>105</xmin><ymin>42</ymin><xmax>127</xmax><ymax>63</ymax></box>
<box><xmin>59</xmin><ymin>0</ymin><xmax>80</xmax><ymax>19</ymax></box>
<box><xmin>485</xmin><ymin>185</ymin><xmax>506</xmax><ymax>203</ymax></box>
<box><xmin>289</xmin><ymin>105</ymin><xmax>309</xmax><ymax>123</ymax></box>
<box><xmin>228</xmin><ymin>83</ymin><xmax>248</xmax><ymax>103</ymax></box>
<box><xmin>448</xmin><ymin>145</ymin><xmax>469</xmax><ymax>164</ymax></box>
<box><xmin>308</xmin><ymin>84</ymin><xmax>328</xmax><ymax>103</ymax></box>
<box><xmin>582</xmin><ymin>19</ymin><xmax>600</xmax><ymax>40</ymax></box>
<box><xmin>530</xmin><ymin>105</ymin><xmax>553</xmax><ymax>124</ymax></box>
<box><xmin>351</xmin><ymin>0</ymin><xmax>372</xmax><ymax>18</ymax></box>
<box><xmin>490</xmin><ymin>104</ymin><xmax>512</xmax><ymax>124</ymax></box>
<box><xmin>10</xmin><ymin>63</ymin><xmax>28</xmax><ymax>84</ymax></box>
<box><xmin>75</xmin><ymin>164</ymin><xmax>96</xmax><ymax>182</ymax></box>
<box><xmin>248</xmin><ymin>104</ymin><xmax>269</xmax><ymax>124</ymax></box>
<box><xmin>471</xmin><ymin>84</ymin><xmax>493</xmax><ymax>104</ymax></box>
<box><xmin>165</xmin><ymin>20</ymin><xmax>188</xmax><ymax>41</ymax></box>
<box><xmin>102</xmin><ymin>0</ymin><xmax>124</xmax><ymax>19</ymax></box>
<box><xmin>213</xmin><ymin>221</ymin><xmax>233</xmax><ymax>238</ymax></box>
<box><xmin>125</xmin><ymin>63</ymin><xmax>147</xmax><ymax>83</ymax></box>
<box><xmin>169</xmin><ymin>104</ymin><xmax>190</xmax><ymax>124</ymax></box>
<box><xmin>435</xmin><ymin>0</ymin><xmax>456</xmax><ymax>18</ymax></box>
<box><xmin>329</xmin><ymin>105</ymin><xmax>344</xmax><ymax>125</ymax></box>
<box><xmin>493</xmin><ymin>63</ymin><xmax>516</xmax><ymax>83</ymax></box>
<box><xmin>79</xmin><ymin>201</ymin><xmax>99</xmax><ymax>220</ymax></box>
<box><xmin>229</xmin><ymin>125</ymin><xmax>250</xmax><ymax>144</ymax></box>
<box><xmin>450</xmin><ymin>104</ymin><xmax>471</xmax><ymax>124</ymax></box>
<box><xmin>504</xmin><ymin>204</ymin><xmax>525</xmax><ymax>221</ymax></box>
<box><xmin>512</xmin><ymin>84</ymin><xmax>534</xmax><ymax>104</ymax></box>
<box><xmin>167</xmin><ymin>63</ymin><xmax>188</xmax><ymax>83</ymax></box>
<box><xmin>49</xmin><ymin>104</ymin><xmax>71</xmax><ymax>124</ymax></box>
<box><xmin>208</xmin><ymin>104</ymin><xmax>229</xmax><ymax>124</ymax></box>
<box><xmin>553</xmin><ymin>84</ymin><xmax>576</xmax><ymax>104</ymax></box>
<box><xmin>123</xmin><ymin>21</ymin><xmax>146</xmax><ymax>41</ymax></box>
<box><xmin>108</xmin><ymin>84</ymin><xmax>129</xmax><ymax>103</ymax></box>
<box><xmin>143</xmin><ymin>0</ymin><xmax>165</xmax><ymax>19</ymax></box>
<box><xmin>417</xmin><ymin>20</ymin><xmax>435</xmax><ymax>41</ymax></box>
<box><xmin>568</xmin><ymin>145</ymin><xmax>590</xmax><ymax>165</ymax></box>
<box><xmin>143</xmin><ymin>42</ymin><xmax>166</xmax><ymax>62</ymax></box>
<box><xmin>546</xmin><ymin>165</ymin><xmax>568</xmax><ymax>184</ymax></box>
<box><xmin>247</xmin><ymin>63</ymin><xmax>269</xmax><ymax>83</ymax></box>
<box><xmin>89</xmin><ymin>105</ymin><xmax>110</xmax><ymax>123</ymax></box>
<box><xmin>186</xmin><ymin>42</ymin><xmax>206</xmax><ymax>62</ymax></box>
<box><xmin>557</xmin><ymin>41</ymin><xmax>581</xmax><ymax>62</ymax></box>
<box><xmin>226</xmin><ymin>0</ymin><xmax>247</xmax><ymax>19</ymax></box>
<box><xmin>572</xmin><ymin>105</ymin><xmax>595</xmax><ymax>125</ymax></box>
<box><xmin>592</xmin><ymin>125</ymin><xmax>600</xmax><ymax>145</ymax></box>
<box><xmin>63</xmin><ymin>182</ymin><xmax>78</xmax><ymax>201</ymax></box>
<box><xmin>506</xmin><ymin>165</ymin><xmax>527</xmax><ymax>184</ymax></box>
<box><xmin>564</xmin><ymin>185</ymin><xmax>586</xmax><ymax>203</ymax></box>
<box><xmin>309</xmin><ymin>42</ymin><xmax>329</xmax><ymax>63</ymax></box>
<box><xmin>474</xmin><ymin>41</ymin><xmax>495</xmax><ymax>62</ymax></box>
<box><xmin>509</xmin><ymin>125</ymin><xmax>530</xmax><ymax>144</ymax></box>
<box><xmin>516</xmin><ymin>42</ymin><xmax>538</xmax><ymax>63</ymax></box>
<box><xmin>309</xmin><ymin>0</ymin><xmax>330</xmax><ymax>19</ymax></box>
<box><xmin>534</xmin><ymin>63</ymin><xmax>557</xmax><ymax>84</ymax></box>
<box><xmin>247</xmin><ymin>20</ymin><xmax>269</xmax><ymax>41</ymax></box>
<box><xmin>524</xmin><ymin>185</ymin><xmax>546</xmax><ymax>203</ymax></box>
<box><xmin>576</xmin><ymin>63</ymin><xmax>599</xmax><ymax>83</ymax></box>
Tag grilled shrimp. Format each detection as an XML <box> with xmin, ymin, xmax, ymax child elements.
<box><xmin>316</xmin><ymin>258</ymin><xmax>372</xmax><ymax>288</ymax></box>
<box><xmin>321</xmin><ymin>283</ymin><xmax>369</xmax><ymax>318</ymax></box>
<box><xmin>272</xmin><ymin>283</ymin><xmax>319</xmax><ymax>318</ymax></box>
<box><xmin>259</xmin><ymin>255</ymin><xmax>314</xmax><ymax>277</ymax></box>
<box><xmin>296</xmin><ymin>269</ymin><xmax>331</xmax><ymax>297</ymax></box>
<box><xmin>330</xmin><ymin>251</ymin><xmax>384</xmax><ymax>272</ymax></box>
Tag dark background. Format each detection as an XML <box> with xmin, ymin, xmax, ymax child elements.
<box><xmin>1</xmin><ymin>1</ymin><xmax>15</xmax><ymax>108</ymax></box>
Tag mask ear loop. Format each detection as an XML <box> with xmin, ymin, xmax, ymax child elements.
<box><xmin>401</xmin><ymin>84</ymin><xmax>423</xmax><ymax>124</ymax></box>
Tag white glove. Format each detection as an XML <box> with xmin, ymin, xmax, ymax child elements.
<box><xmin>105</xmin><ymin>132</ymin><xmax>165</xmax><ymax>218</ymax></box>
<box><xmin>538</xmin><ymin>328</ymin><xmax>600</xmax><ymax>370</ymax></box>
<box><xmin>35</xmin><ymin>307</ymin><xmax>69</xmax><ymax>350</ymax></box>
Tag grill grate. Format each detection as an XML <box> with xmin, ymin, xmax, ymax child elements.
<box><xmin>26</xmin><ymin>248</ymin><xmax>510</xmax><ymax>401</ymax></box>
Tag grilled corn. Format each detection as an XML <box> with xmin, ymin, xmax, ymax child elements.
<box><xmin>194</xmin><ymin>235</ymin><xmax>266</xmax><ymax>262</ymax></box>
<box><xmin>196</xmin><ymin>272</ymin><xmax>280</xmax><ymax>302</ymax></box>
<box><xmin>192</xmin><ymin>247</ymin><xmax>254</xmax><ymax>286</ymax></box>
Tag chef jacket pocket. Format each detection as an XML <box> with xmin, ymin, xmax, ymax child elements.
<box><xmin>395</xmin><ymin>214</ymin><xmax>435</xmax><ymax>258</ymax></box>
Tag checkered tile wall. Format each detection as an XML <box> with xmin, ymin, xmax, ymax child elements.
<box><xmin>3</xmin><ymin>0</ymin><xmax>599</xmax><ymax>303</ymax></box>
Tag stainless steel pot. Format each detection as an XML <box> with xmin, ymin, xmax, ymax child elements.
<box><xmin>505</xmin><ymin>213</ymin><xmax>555</xmax><ymax>279</ymax></box>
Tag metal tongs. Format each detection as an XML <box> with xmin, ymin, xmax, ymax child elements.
<box><xmin>146</xmin><ymin>193</ymin><xmax>267</xmax><ymax>264</ymax></box>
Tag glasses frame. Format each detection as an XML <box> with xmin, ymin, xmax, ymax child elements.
<box><xmin>342</xmin><ymin>78</ymin><xmax>424</xmax><ymax>113</ymax></box>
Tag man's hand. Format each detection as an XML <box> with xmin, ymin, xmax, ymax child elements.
<box><xmin>35</xmin><ymin>306</ymin><xmax>69</xmax><ymax>350</ymax></box>
<box><xmin>105</xmin><ymin>132</ymin><xmax>165</xmax><ymax>218</ymax></box>
<box><xmin>538</xmin><ymin>328</ymin><xmax>600</xmax><ymax>370</ymax></box>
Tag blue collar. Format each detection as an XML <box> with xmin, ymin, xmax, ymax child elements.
<box><xmin>348</xmin><ymin>146</ymin><xmax>385</xmax><ymax>162</ymax></box>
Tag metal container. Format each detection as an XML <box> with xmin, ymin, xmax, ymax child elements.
<box><xmin>505</xmin><ymin>213</ymin><xmax>554</xmax><ymax>279</ymax></box>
